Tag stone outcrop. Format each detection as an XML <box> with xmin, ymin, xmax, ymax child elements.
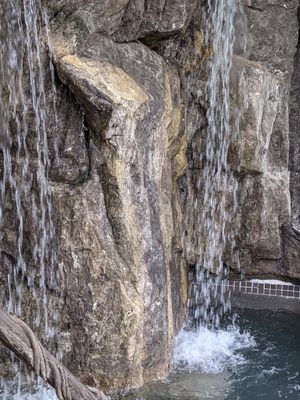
<box><xmin>49</xmin><ymin>31</ymin><xmax>188</xmax><ymax>389</ymax></box>
<box><xmin>40</xmin><ymin>1</ymin><xmax>193</xmax><ymax>390</ymax></box>
<box><xmin>46</xmin><ymin>0</ymin><xmax>196</xmax><ymax>42</ymax></box>
<box><xmin>234</xmin><ymin>0</ymin><xmax>300</xmax><ymax>278</ymax></box>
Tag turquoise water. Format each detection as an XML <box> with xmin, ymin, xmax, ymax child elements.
<box><xmin>121</xmin><ymin>309</ymin><xmax>300</xmax><ymax>400</ymax></box>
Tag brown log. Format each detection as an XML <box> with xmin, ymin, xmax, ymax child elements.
<box><xmin>0</xmin><ymin>309</ymin><xmax>108</xmax><ymax>400</ymax></box>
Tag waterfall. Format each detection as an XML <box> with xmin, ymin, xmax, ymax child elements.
<box><xmin>0</xmin><ymin>0</ymin><xmax>59</xmax><ymax>396</ymax></box>
<box><xmin>189</xmin><ymin>0</ymin><xmax>247</xmax><ymax>327</ymax></box>
<box><xmin>1</xmin><ymin>0</ymin><xmax>249</xmax><ymax>395</ymax></box>
<box><xmin>0</xmin><ymin>0</ymin><xmax>58</xmax><ymax>331</ymax></box>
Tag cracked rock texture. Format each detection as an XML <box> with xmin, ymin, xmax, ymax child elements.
<box><xmin>1</xmin><ymin>0</ymin><xmax>300</xmax><ymax>393</ymax></box>
<box><xmin>236</xmin><ymin>0</ymin><xmax>300</xmax><ymax>277</ymax></box>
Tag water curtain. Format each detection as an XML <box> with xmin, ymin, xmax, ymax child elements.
<box><xmin>0</xmin><ymin>0</ymin><xmax>58</xmax><ymax>335</ymax></box>
<box><xmin>190</xmin><ymin>0</ymin><xmax>246</xmax><ymax>327</ymax></box>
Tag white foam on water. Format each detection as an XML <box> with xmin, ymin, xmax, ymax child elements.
<box><xmin>259</xmin><ymin>367</ymin><xmax>281</xmax><ymax>378</ymax></box>
<box><xmin>173</xmin><ymin>324</ymin><xmax>256</xmax><ymax>374</ymax></box>
<box><xmin>292</xmin><ymin>385</ymin><xmax>300</xmax><ymax>391</ymax></box>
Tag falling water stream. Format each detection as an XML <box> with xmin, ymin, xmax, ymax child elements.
<box><xmin>120</xmin><ymin>1</ymin><xmax>254</xmax><ymax>399</ymax></box>
<box><xmin>0</xmin><ymin>0</ymin><xmax>59</xmax><ymax>397</ymax></box>
<box><xmin>119</xmin><ymin>1</ymin><xmax>254</xmax><ymax>398</ymax></box>
<box><xmin>0</xmin><ymin>0</ymin><xmax>246</xmax><ymax>397</ymax></box>
<box><xmin>188</xmin><ymin>0</ymin><xmax>247</xmax><ymax>328</ymax></box>
<box><xmin>176</xmin><ymin>0</ymin><xmax>251</xmax><ymax>392</ymax></box>
<box><xmin>0</xmin><ymin>0</ymin><xmax>57</xmax><ymax>329</ymax></box>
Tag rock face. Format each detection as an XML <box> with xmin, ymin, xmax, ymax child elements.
<box><xmin>50</xmin><ymin>32</ymin><xmax>188</xmax><ymax>389</ymax></box>
<box><xmin>1</xmin><ymin>0</ymin><xmax>300</xmax><ymax>394</ymax></box>
<box><xmin>235</xmin><ymin>0</ymin><xmax>300</xmax><ymax>278</ymax></box>
<box><xmin>288</xmin><ymin>3</ymin><xmax>300</xmax><ymax>278</ymax></box>
<box><xmin>46</xmin><ymin>0</ymin><xmax>196</xmax><ymax>41</ymax></box>
<box><xmin>43</xmin><ymin>0</ymin><xmax>193</xmax><ymax>390</ymax></box>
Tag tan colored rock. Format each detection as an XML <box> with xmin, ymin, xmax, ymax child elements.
<box><xmin>48</xmin><ymin>33</ymin><xmax>188</xmax><ymax>390</ymax></box>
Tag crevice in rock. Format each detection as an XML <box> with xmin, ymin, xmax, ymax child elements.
<box><xmin>138</xmin><ymin>30</ymin><xmax>182</xmax><ymax>49</ymax></box>
<box><xmin>48</xmin><ymin>5</ymin><xmax>69</xmax><ymax>23</ymax></box>
<box><xmin>265</xmin><ymin>4</ymin><xmax>295</xmax><ymax>11</ymax></box>
<box><xmin>83</xmin><ymin>116</ymin><xmax>91</xmax><ymax>180</ymax></box>
<box><xmin>245</xmin><ymin>5</ymin><xmax>263</xmax><ymax>12</ymax></box>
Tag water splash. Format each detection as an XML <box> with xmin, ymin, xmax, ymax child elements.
<box><xmin>174</xmin><ymin>321</ymin><xmax>255</xmax><ymax>373</ymax></box>
<box><xmin>190</xmin><ymin>0</ymin><xmax>247</xmax><ymax>327</ymax></box>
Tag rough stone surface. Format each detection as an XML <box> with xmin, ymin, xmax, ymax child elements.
<box><xmin>237</xmin><ymin>59</ymin><xmax>280</xmax><ymax>174</ymax></box>
<box><xmin>290</xmin><ymin>21</ymin><xmax>300</xmax><ymax>230</ymax></box>
<box><xmin>45</xmin><ymin>0</ymin><xmax>300</xmax><ymax>387</ymax></box>
<box><xmin>1</xmin><ymin>0</ymin><xmax>300</xmax><ymax>395</ymax></box>
<box><xmin>233</xmin><ymin>0</ymin><xmax>300</xmax><ymax>278</ymax></box>
<box><xmin>47</xmin><ymin>17</ymin><xmax>190</xmax><ymax>390</ymax></box>
<box><xmin>243</xmin><ymin>0</ymin><xmax>299</xmax><ymax>77</ymax></box>
<box><xmin>46</xmin><ymin>0</ymin><xmax>197</xmax><ymax>42</ymax></box>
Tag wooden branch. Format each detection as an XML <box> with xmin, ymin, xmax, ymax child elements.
<box><xmin>0</xmin><ymin>309</ymin><xmax>108</xmax><ymax>400</ymax></box>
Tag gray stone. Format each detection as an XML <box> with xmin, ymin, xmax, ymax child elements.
<box><xmin>231</xmin><ymin>0</ymin><xmax>300</xmax><ymax>279</ymax></box>
<box><xmin>289</xmin><ymin>29</ymin><xmax>300</xmax><ymax>231</ymax></box>
<box><xmin>238</xmin><ymin>172</ymin><xmax>291</xmax><ymax>275</ymax></box>
<box><xmin>234</xmin><ymin>57</ymin><xmax>280</xmax><ymax>174</ymax></box>
<box><xmin>47</xmin><ymin>28</ymin><xmax>189</xmax><ymax>389</ymax></box>
<box><xmin>46</xmin><ymin>0</ymin><xmax>196</xmax><ymax>42</ymax></box>
<box><xmin>242</xmin><ymin>0</ymin><xmax>299</xmax><ymax>78</ymax></box>
<box><xmin>282</xmin><ymin>224</ymin><xmax>300</xmax><ymax>279</ymax></box>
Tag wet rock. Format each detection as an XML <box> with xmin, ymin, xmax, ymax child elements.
<box><xmin>1</xmin><ymin>0</ymin><xmax>300</xmax><ymax>394</ymax></box>
<box><xmin>289</xmin><ymin>23</ymin><xmax>300</xmax><ymax>232</ymax></box>
<box><xmin>242</xmin><ymin>0</ymin><xmax>299</xmax><ymax>77</ymax></box>
<box><xmin>235</xmin><ymin>57</ymin><xmax>280</xmax><ymax>174</ymax></box>
<box><xmin>238</xmin><ymin>172</ymin><xmax>291</xmax><ymax>272</ymax></box>
<box><xmin>282</xmin><ymin>224</ymin><xmax>300</xmax><ymax>279</ymax></box>
<box><xmin>47</xmin><ymin>28</ymin><xmax>188</xmax><ymax>389</ymax></box>
<box><xmin>232</xmin><ymin>0</ymin><xmax>300</xmax><ymax>277</ymax></box>
<box><xmin>46</xmin><ymin>0</ymin><xmax>196</xmax><ymax>42</ymax></box>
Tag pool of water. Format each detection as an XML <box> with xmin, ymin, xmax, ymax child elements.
<box><xmin>1</xmin><ymin>309</ymin><xmax>300</xmax><ymax>399</ymax></box>
<box><xmin>120</xmin><ymin>309</ymin><xmax>300</xmax><ymax>400</ymax></box>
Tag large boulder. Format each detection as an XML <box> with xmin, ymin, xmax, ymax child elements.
<box><xmin>46</xmin><ymin>29</ymin><xmax>189</xmax><ymax>389</ymax></box>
